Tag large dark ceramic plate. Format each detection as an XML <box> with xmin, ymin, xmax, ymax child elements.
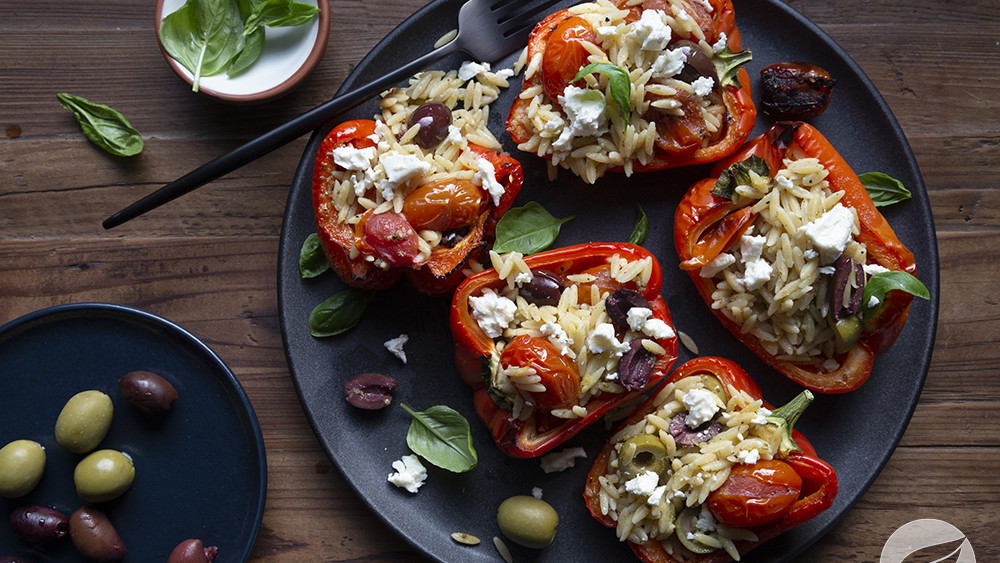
<box><xmin>278</xmin><ymin>1</ymin><xmax>940</xmax><ymax>561</ymax></box>
<box><xmin>0</xmin><ymin>303</ymin><xmax>266</xmax><ymax>561</ymax></box>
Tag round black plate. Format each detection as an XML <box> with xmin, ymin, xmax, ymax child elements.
<box><xmin>0</xmin><ymin>303</ymin><xmax>266</xmax><ymax>561</ymax></box>
<box><xmin>278</xmin><ymin>1</ymin><xmax>940</xmax><ymax>561</ymax></box>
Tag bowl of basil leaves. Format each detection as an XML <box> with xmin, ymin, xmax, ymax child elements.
<box><xmin>155</xmin><ymin>0</ymin><xmax>330</xmax><ymax>102</ymax></box>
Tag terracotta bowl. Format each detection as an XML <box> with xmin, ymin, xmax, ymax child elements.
<box><xmin>154</xmin><ymin>0</ymin><xmax>331</xmax><ymax>102</ymax></box>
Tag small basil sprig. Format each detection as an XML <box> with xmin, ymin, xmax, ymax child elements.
<box><xmin>862</xmin><ymin>271</ymin><xmax>929</xmax><ymax>322</ymax></box>
<box><xmin>493</xmin><ymin>202</ymin><xmax>574</xmax><ymax>255</ymax></box>
<box><xmin>56</xmin><ymin>93</ymin><xmax>143</xmax><ymax>157</ymax></box>
<box><xmin>243</xmin><ymin>0</ymin><xmax>319</xmax><ymax>37</ymax></box>
<box><xmin>299</xmin><ymin>233</ymin><xmax>330</xmax><ymax>278</ymax></box>
<box><xmin>159</xmin><ymin>0</ymin><xmax>246</xmax><ymax>92</ymax></box>
<box><xmin>711</xmin><ymin>155</ymin><xmax>769</xmax><ymax>200</ymax></box>
<box><xmin>574</xmin><ymin>63</ymin><xmax>632</xmax><ymax>125</ymax></box>
<box><xmin>401</xmin><ymin>404</ymin><xmax>478</xmax><ymax>473</ymax></box>
<box><xmin>714</xmin><ymin>46</ymin><xmax>753</xmax><ymax>88</ymax></box>
<box><xmin>859</xmin><ymin>172</ymin><xmax>912</xmax><ymax>207</ymax></box>
<box><xmin>627</xmin><ymin>204</ymin><xmax>648</xmax><ymax>245</ymax></box>
<box><xmin>308</xmin><ymin>288</ymin><xmax>375</xmax><ymax>337</ymax></box>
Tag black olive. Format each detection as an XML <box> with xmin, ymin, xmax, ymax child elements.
<box><xmin>408</xmin><ymin>102</ymin><xmax>453</xmax><ymax>149</ymax></box>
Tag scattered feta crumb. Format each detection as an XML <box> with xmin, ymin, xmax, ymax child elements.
<box><xmin>737</xmin><ymin>448</ymin><xmax>761</xmax><ymax>465</ymax></box>
<box><xmin>651</xmin><ymin>47</ymin><xmax>687</xmax><ymax>78</ymax></box>
<box><xmin>554</xmin><ymin>85</ymin><xmax>610</xmax><ymax>152</ymax></box>
<box><xmin>626</xmin><ymin>307</ymin><xmax>653</xmax><ymax>332</ymax></box>
<box><xmin>387</xmin><ymin>455</ymin><xmax>427</xmax><ymax>493</ymax></box>
<box><xmin>474</xmin><ymin>157</ymin><xmax>505</xmax><ymax>206</ymax></box>
<box><xmin>540</xmin><ymin>322</ymin><xmax>574</xmax><ymax>356</ymax></box>
<box><xmin>751</xmin><ymin>407</ymin><xmax>772</xmax><ymax>425</ymax></box>
<box><xmin>823</xmin><ymin>358</ymin><xmax>841</xmax><ymax>371</ymax></box>
<box><xmin>642</xmin><ymin>318</ymin><xmax>675</xmax><ymax>340</ymax></box>
<box><xmin>691</xmin><ymin>76</ymin><xmax>714</xmax><ymax>97</ymax></box>
<box><xmin>799</xmin><ymin>203</ymin><xmax>856</xmax><ymax>264</ymax></box>
<box><xmin>587</xmin><ymin>323</ymin><xmax>629</xmax><ymax>356</ymax></box>
<box><xmin>531</xmin><ymin>487</ymin><xmax>544</xmax><ymax>499</ymax></box>
<box><xmin>379</xmin><ymin>150</ymin><xmax>431</xmax><ymax>196</ymax></box>
<box><xmin>682</xmin><ymin>388</ymin><xmax>720</xmax><ymax>428</ymax></box>
<box><xmin>630</xmin><ymin>9</ymin><xmax>672</xmax><ymax>51</ymax></box>
<box><xmin>332</xmin><ymin>145</ymin><xmax>376</xmax><ymax>171</ymax></box>
<box><xmin>383</xmin><ymin>334</ymin><xmax>409</xmax><ymax>363</ymax></box>
<box><xmin>647</xmin><ymin>484</ymin><xmax>668</xmax><ymax>506</ymax></box>
<box><xmin>458</xmin><ymin>60</ymin><xmax>491</xmax><ymax>81</ymax></box>
<box><xmin>446</xmin><ymin>124</ymin><xmax>464</xmax><ymax>146</ymax></box>
<box><xmin>712</xmin><ymin>32</ymin><xmax>728</xmax><ymax>53</ymax></box>
<box><xmin>540</xmin><ymin>446</ymin><xmax>588</xmax><ymax>473</ymax></box>
<box><xmin>863</xmin><ymin>263</ymin><xmax>891</xmax><ymax>276</ymax></box>
<box><xmin>469</xmin><ymin>288</ymin><xmax>517</xmax><ymax>338</ymax></box>
<box><xmin>700</xmin><ymin>252</ymin><xmax>736</xmax><ymax>278</ymax></box>
<box><xmin>625</xmin><ymin>470</ymin><xmax>660</xmax><ymax>496</ymax></box>
<box><xmin>695</xmin><ymin>504</ymin><xmax>717</xmax><ymax>533</ymax></box>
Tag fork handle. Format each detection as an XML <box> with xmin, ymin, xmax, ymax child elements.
<box><xmin>102</xmin><ymin>38</ymin><xmax>461</xmax><ymax>229</ymax></box>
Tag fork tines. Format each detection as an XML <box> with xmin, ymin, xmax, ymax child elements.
<box><xmin>492</xmin><ymin>0</ymin><xmax>565</xmax><ymax>37</ymax></box>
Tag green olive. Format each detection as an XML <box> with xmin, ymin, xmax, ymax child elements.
<box><xmin>496</xmin><ymin>495</ymin><xmax>559</xmax><ymax>549</ymax></box>
<box><xmin>618</xmin><ymin>433</ymin><xmax>668</xmax><ymax>481</ymax></box>
<box><xmin>0</xmin><ymin>440</ymin><xmax>46</xmax><ymax>498</ymax></box>
<box><xmin>675</xmin><ymin>506</ymin><xmax>717</xmax><ymax>555</ymax></box>
<box><xmin>55</xmin><ymin>390</ymin><xmax>113</xmax><ymax>454</ymax></box>
<box><xmin>696</xmin><ymin>375</ymin><xmax>728</xmax><ymax>405</ymax></box>
<box><xmin>74</xmin><ymin>449</ymin><xmax>135</xmax><ymax>503</ymax></box>
<box><xmin>834</xmin><ymin>316</ymin><xmax>862</xmax><ymax>353</ymax></box>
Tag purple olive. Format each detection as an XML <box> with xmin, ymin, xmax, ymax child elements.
<box><xmin>9</xmin><ymin>505</ymin><xmax>68</xmax><ymax>544</ymax></box>
<box><xmin>830</xmin><ymin>254</ymin><xmax>865</xmax><ymax>322</ymax></box>
<box><xmin>518</xmin><ymin>270</ymin><xmax>564</xmax><ymax>306</ymax></box>
<box><xmin>618</xmin><ymin>339</ymin><xmax>656</xmax><ymax>392</ymax></box>
<box><xmin>407</xmin><ymin>102</ymin><xmax>452</xmax><ymax>149</ymax></box>
<box><xmin>668</xmin><ymin>414</ymin><xmax>724</xmax><ymax>447</ymax></box>
<box><xmin>605</xmin><ymin>289</ymin><xmax>652</xmax><ymax>334</ymax></box>
<box><xmin>69</xmin><ymin>507</ymin><xmax>126</xmax><ymax>562</ymax></box>
<box><xmin>344</xmin><ymin>373</ymin><xmax>398</xmax><ymax>410</ymax></box>
<box><xmin>675</xmin><ymin>40</ymin><xmax>719</xmax><ymax>87</ymax></box>
<box><xmin>118</xmin><ymin>370</ymin><xmax>178</xmax><ymax>415</ymax></box>
<box><xmin>167</xmin><ymin>539</ymin><xmax>218</xmax><ymax>563</ymax></box>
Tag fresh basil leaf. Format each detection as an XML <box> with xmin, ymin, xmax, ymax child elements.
<box><xmin>628</xmin><ymin>204</ymin><xmax>648</xmax><ymax>245</ymax></box>
<box><xmin>299</xmin><ymin>233</ymin><xmax>330</xmax><ymax>278</ymax></box>
<box><xmin>242</xmin><ymin>0</ymin><xmax>288</xmax><ymax>35</ymax></box>
<box><xmin>859</xmin><ymin>172</ymin><xmax>912</xmax><ymax>207</ymax></box>
<box><xmin>862</xmin><ymin>270</ymin><xmax>930</xmax><ymax>322</ymax></box>
<box><xmin>712</xmin><ymin>155</ymin><xmax>769</xmax><ymax>200</ymax></box>
<box><xmin>56</xmin><ymin>93</ymin><xmax>144</xmax><ymax>157</ymax></box>
<box><xmin>714</xmin><ymin>46</ymin><xmax>752</xmax><ymax>88</ymax></box>
<box><xmin>308</xmin><ymin>288</ymin><xmax>375</xmax><ymax>337</ymax></box>
<box><xmin>493</xmin><ymin>201</ymin><xmax>574</xmax><ymax>255</ymax></box>
<box><xmin>574</xmin><ymin>62</ymin><xmax>632</xmax><ymax>124</ymax></box>
<box><xmin>400</xmin><ymin>404</ymin><xmax>477</xmax><ymax>473</ymax></box>
<box><xmin>268</xmin><ymin>1</ymin><xmax>319</xmax><ymax>27</ymax></box>
<box><xmin>227</xmin><ymin>25</ymin><xmax>264</xmax><ymax>76</ymax></box>
<box><xmin>159</xmin><ymin>0</ymin><xmax>246</xmax><ymax>92</ymax></box>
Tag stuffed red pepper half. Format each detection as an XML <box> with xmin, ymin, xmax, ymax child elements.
<box><xmin>675</xmin><ymin>121</ymin><xmax>926</xmax><ymax>392</ymax></box>
<box><xmin>506</xmin><ymin>0</ymin><xmax>755</xmax><ymax>183</ymax></box>
<box><xmin>313</xmin><ymin>68</ymin><xmax>524</xmax><ymax>295</ymax></box>
<box><xmin>585</xmin><ymin>356</ymin><xmax>837</xmax><ymax>562</ymax></box>
<box><xmin>451</xmin><ymin>243</ymin><xmax>679</xmax><ymax>457</ymax></box>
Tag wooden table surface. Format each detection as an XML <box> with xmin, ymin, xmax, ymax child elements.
<box><xmin>2</xmin><ymin>0</ymin><xmax>998</xmax><ymax>561</ymax></box>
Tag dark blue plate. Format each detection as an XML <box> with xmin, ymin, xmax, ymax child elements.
<box><xmin>278</xmin><ymin>1</ymin><xmax>940</xmax><ymax>561</ymax></box>
<box><xmin>0</xmin><ymin>303</ymin><xmax>266</xmax><ymax>561</ymax></box>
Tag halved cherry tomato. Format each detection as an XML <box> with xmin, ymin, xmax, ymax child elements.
<box><xmin>401</xmin><ymin>178</ymin><xmax>486</xmax><ymax>231</ymax></box>
<box><xmin>362</xmin><ymin>212</ymin><xmax>421</xmax><ymax>268</ymax></box>
<box><xmin>648</xmin><ymin>89</ymin><xmax>708</xmax><ymax>155</ymax></box>
<box><xmin>541</xmin><ymin>15</ymin><xmax>596</xmax><ymax>102</ymax></box>
<box><xmin>706</xmin><ymin>459</ymin><xmax>803</xmax><ymax>528</ymax></box>
<box><xmin>499</xmin><ymin>335</ymin><xmax>581</xmax><ymax>410</ymax></box>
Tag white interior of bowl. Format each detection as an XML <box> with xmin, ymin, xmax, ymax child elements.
<box><xmin>159</xmin><ymin>0</ymin><xmax>321</xmax><ymax>96</ymax></box>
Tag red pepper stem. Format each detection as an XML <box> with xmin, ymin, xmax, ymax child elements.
<box><xmin>767</xmin><ymin>389</ymin><xmax>814</xmax><ymax>456</ymax></box>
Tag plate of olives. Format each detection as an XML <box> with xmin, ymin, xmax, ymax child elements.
<box><xmin>0</xmin><ymin>302</ymin><xmax>266</xmax><ymax>561</ymax></box>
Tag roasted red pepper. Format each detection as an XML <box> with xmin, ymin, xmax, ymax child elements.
<box><xmin>584</xmin><ymin>356</ymin><xmax>838</xmax><ymax>563</ymax></box>
<box><xmin>674</xmin><ymin>121</ymin><xmax>919</xmax><ymax>392</ymax></box>
<box><xmin>506</xmin><ymin>0</ymin><xmax>756</xmax><ymax>174</ymax></box>
<box><xmin>312</xmin><ymin>119</ymin><xmax>524</xmax><ymax>296</ymax></box>
<box><xmin>451</xmin><ymin>243</ymin><xmax>679</xmax><ymax>457</ymax></box>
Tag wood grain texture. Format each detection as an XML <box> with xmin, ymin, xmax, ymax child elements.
<box><xmin>2</xmin><ymin>0</ymin><xmax>998</xmax><ymax>561</ymax></box>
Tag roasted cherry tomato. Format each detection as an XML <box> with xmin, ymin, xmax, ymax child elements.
<box><xmin>541</xmin><ymin>15</ymin><xmax>595</xmax><ymax>102</ymax></box>
<box><xmin>499</xmin><ymin>335</ymin><xmax>581</xmax><ymax>410</ymax></box>
<box><xmin>706</xmin><ymin>459</ymin><xmax>803</xmax><ymax>528</ymax></box>
<box><xmin>401</xmin><ymin>178</ymin><xmax>486</xmax><ymax>231</ymax></box>
<box><xmin>362</xmin><ymin>212</ymin><xmax>421</xmax><ymax>268</ymax></box>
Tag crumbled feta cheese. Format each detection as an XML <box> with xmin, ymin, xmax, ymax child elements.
<box><xmin>540</xmin><ymin>322</ymin><xmax>574</xmax><ymax>355</ymax></box>
<box><xmin>819</xmin><ymin>265</ymin><xmax>836</xmax><ymax>275</ymax></box>
<box><xmin>514</xmin><ymin>271</ymin><xmax>532</xmax><ymax>285</ymax></box>
<box><xmin>691</xmin><ymin>76</ymin><xmax>714</xmax><ymax>97</ymax></box>
<box><xmin>751</xmin><ymin>407</ymin><xmax>772</xmax><ymax>425</ymax></box>
<box><xmin>624</xmin><ymin>470</ymin><xmax>660</xmax><ymax>496</ymax></box>
<box><xmin>739</xmin><ymin>234</ymin><xmax>773</xmax><ymax>291</ymax></box>
<box><xmin>823</xmin><ymin>358</ymin><xmax>841</xmax><ymax>371</ymax></box>
<box><xmin>712</xmin><ymin>32</ymin><xmax>728</xmax><ymax>53</ymax></box>
<box><xmin>469</xmin><ymin>288</ymin><xmax>517</xmax><ymax>338</ymax></box>
<box><xmin>540</xmin><ymin>446</ymin><xmax>587</xmax><ymax>473</ymax></box>
<box><xmin>651</xmin><ymin>47</ymin><xmax>688</xmax><ymax>78</ymax></box>
<box><xmin>494</xmin><ymin>68</ymin><xmax>516</xmax><ymax>81</ymax></box>
<box><xmin>626</xmin><ymin>307</ymin><xmax>653</xmax><ymax>332</ymax></box>
<box><xmin>647</xmin><ymin>484</ymin><xmax>668</xmax><ymax>506</ymax></box>
<box><xmin>387</xmin><ymin>455</ymin><xmax>427</xmax><ymax>493</ymax></box>
<box><xmin>605</xmin><ymin>371</ymin><xmax>619</xmax><ymax>381</ymax></box>
<box><xmin>863</xmin><ymin>263</ymin><xmax>891</xmax><ymax>276</ymax></box>
<box><xmin>587</xmin><ymin>323</ymin><xmax>629</xmax><ymax>356</ymax></box>
<box><xmin>700</xmin><ymin>252</ymin><xmax>736</xmax><ymax>278</ymax></box>
<box><xmin>474</xmin><ymin>157</ymin><xmax>505</xmax><ymax>206</ymax></box>
<box><xmin>384</xmin><ymin>334</ymin><xmax>409</xmax><ymax>363</ymax></box>
<box><xmin>531</xmin><ymin>487</ymin><xmax>544</xmax><ymax>499</ymax></box>
<box><xmin>458</xmin><ymin>60</ymin><xmax>491</xmax><ymax>81</ymax></box>
<box><xmin>630</xmin><ymin>10</ymin><xmax>672</xmax><ymax>51</ymax></box>
<box><xmin>332</xmin><ymin>145</ymin><xmax>376</xmax><ymax>171</ymax></box>
<box><xmin>554</xmin><ymin>86</ymin><xmax>610</xmax><ymax>151</ymax></box>
<box><xmin>446</xmin><ymin>124</ymin><xmax>464</xmax><ymax>146</ymax></box>
<box><xmin>380</xmin><ymin>151</ymin><xmax>430</xmax><ymax>193</ymax></box>
<box><xmin>799</xmin><ymin>203</ymin><xmax>856</xmax><ymax>265</ymax></box>
<box><xmin>642</xmin><ymin>318</ymin><xmax>675</xmax><ymax>340</ymax></box>
<box><xmin>682</xmin><ymin>388</ymin><xmax>720</xmax><ymax>428</ymax></box>
<box><xmin>695</xmin><ymin>504</ymin><xmax>717</xmax><ymax>533</ymax></box>
<box><xmin>803</xmin><ymin>248</ymin><xmax>819</xmax><ymax>260</ymax></box>
<box><xmin>737</xmin><ymin>449</ymin><xmax>761</xmax><ymax>465</ymax></box>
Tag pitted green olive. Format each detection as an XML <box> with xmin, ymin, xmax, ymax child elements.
<box><xmin>696</xmin><ymin>375</ymin><xmax>728</xmax><ymax>405</ymax></box>
<box><xmin>0</xmin><ymin>440</ymin><xmax>46</xmax><ymax>498</ymax></box>
<box><xmin>74</xmin><ymin>449</ymin><xmax>135</xmax><ymax>502</ymax></box>
<box><xmin>496</xmin><ymin>495</ymin><xmax>559</xmax><ymax>549</ymax></box>
<box><xmin>618</xmin><ymin>433</ymin><xmax>668</xmax><ymax>481</ymax></box>
<box><xmin>675</xmin><ymin>506</ymin><xmax>717</xmax><ymax>555</ymax></box>
<box><xmin>55</xmin><ymin>390</ymin><xmax>113</xmax><ymax>454</ymax></box>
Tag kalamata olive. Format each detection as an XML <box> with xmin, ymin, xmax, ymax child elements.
<box><xmin>759</xmin><ymin>61</ymin><xmax>836</xmax><ymax>119</ymax></box>
<box><xmin>618</xmin><ymin>339</ymin><xmax>656</xmax><ymax>392</ymax></box>
<box><xmin>439</xmin><ymin>227</ymin><xmax>469</xmax><ymax>248</ymax></box>
<box><xmin>73</xmin><ymin>449</ymin><xmax>135</xmax><ymax>503</ymax></box>
<box><xmin>0</xmin><ymin>440</ymin><xmax>46</xmax><ymax>498</ymax></box>
<box><xmin>830</xmin><ymin>254</ymin><xmax>865</xmax><ymax>322</ymax></box>
<box><xmin>407</xmin><ymin>102</ymin><xmax>452</xmax><ymax>149</ymax></box>
<box><xmin>167</xmin><ymin>539</ymin><xmax>219</xmax><ymax>563</ymax></box>
<box><xmin>496</xmin><ymin>495</ymin><xmax>559</xmax><ymax>549</ymax></box>
<box><xmin>344</xmin><ymin>373</ymin><xmax>398</xmax><ymax>410</ymax></box>
<box><xmin>55</xmin><ymin>390</ymin><xmax>113</xmax><ymax>454</ymax></box>
<box><xmin>669</xmin><ymin>413</ymin><xmax>724</xmax><ymax>447</ymax></box>
<box><xmin>118</xmin><ymin>370</ymin><xmax>178</xmax><ymax>415</ymax></box>
<box><xmin>518</xmin><ymin>270</ymin><xmax>564</xmax><ymax>306</ymax></box>
<box><xmin>9</xmin><ymin>505</ymin><xmax>68</xmax><ymax>544</ymax></box>
<box><xmin>675</xmin><ymin>40</ymin><xmax>719</xmax><ymax>87</ymax></box>
<box><xmin>605</xmin><ymin>289</ymin><xmax>652</xmax><ymax>334</ymax></box>
<box><xmin>69</xmin><ymin>507</ymin><xmax>126</xmax><ymax>561</ymax></box>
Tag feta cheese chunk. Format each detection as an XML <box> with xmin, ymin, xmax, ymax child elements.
<box><xmin>540</xmin><ymin>322</ymin><xmax>574</xmax><ymax>356</ymax></box>
<box><xmin>799</xmin><ymin>203</ymin><xmax>856</xmax><ymax>264</ymax></box>
<box><xmin>651</xmin><ymin>47</ymin><xmax>688</xmax><ymax>78</ymax></box>
<box><xmin>332</xmin><ymin>145</ymin><xmax>376</xmax><ymax>171</ymax></box>
<box><xmin>647</xmin><ymin>484</ymin><xmax>669</xmax><ymax>506</ymax></box>
<box><xmin>458</xmin><ymin>60</ymin><xmax>491</xmax><ymax>81</ymax></box>
<box><xmin>380</xmin><ymin>151</ymin><xmax>430</xmax><ymax>193</ymax></box>
<box><xmin>700</xmin><ymin>252</ymin><xmax>736</xmax><ymax>278</ymax></box>
<box><xmin>691</xmin><ymin>76</ymin><xmax>715</xmax><ymax>97</ymax></box>
<box><xmin>540</xmin><ymin>446</ymin><xmax>587</xmax><ymax>473</ymax></box>
<box><xmin>739</xmin><ymin>234</ymin><xmax>773</xmax><ymax>291</ymax></box>
<box><xmin>469</xmin><ymin>288</ymin><xmax>517</xmax><ymax>338</ymax></box>
<box><xmin>384</xmin><ymin>334</ymin><xmax>409</xmax><ymax>364</ymax></box>
<box><xmin>630</xmin><ymin>10</ymin><xmax>672</xmax><ymax>51</ymax></box>
<box><xmin>387</xmin><ymin>455</ymin><xmax>427</xmax><ymax>493</ymax></box>
<box><xmin>624</xmin><ymin>470</ymin><xmax>660</xmax><ymax>497</ymax></box>
<box><xmin>626</xmin><ymin>307</ymin><xmax>675</xmax><ymax>339</ymax></box>
<box><xmin>863</xmin><ymin>263</ymin><xmax>891</xmax><ymax>276</ymax></box>
<box><xmin>587</xmin><ymin>323</ymin><xmax>629</xmax><ymax>356</ymax></box>
<box><xmin>474</xmin><ymin>157</ymin><xmax>505</xmax><ymax>206</ymax></box>
<box><xmin>554</xmin><ymin>86</ymin><xmax>610</xmax><ymax>152</ymax></box>
<box><xmin>682</xmin><ymin>388</ymin><xmax>720</xmax><ymax>428</ymax></box>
